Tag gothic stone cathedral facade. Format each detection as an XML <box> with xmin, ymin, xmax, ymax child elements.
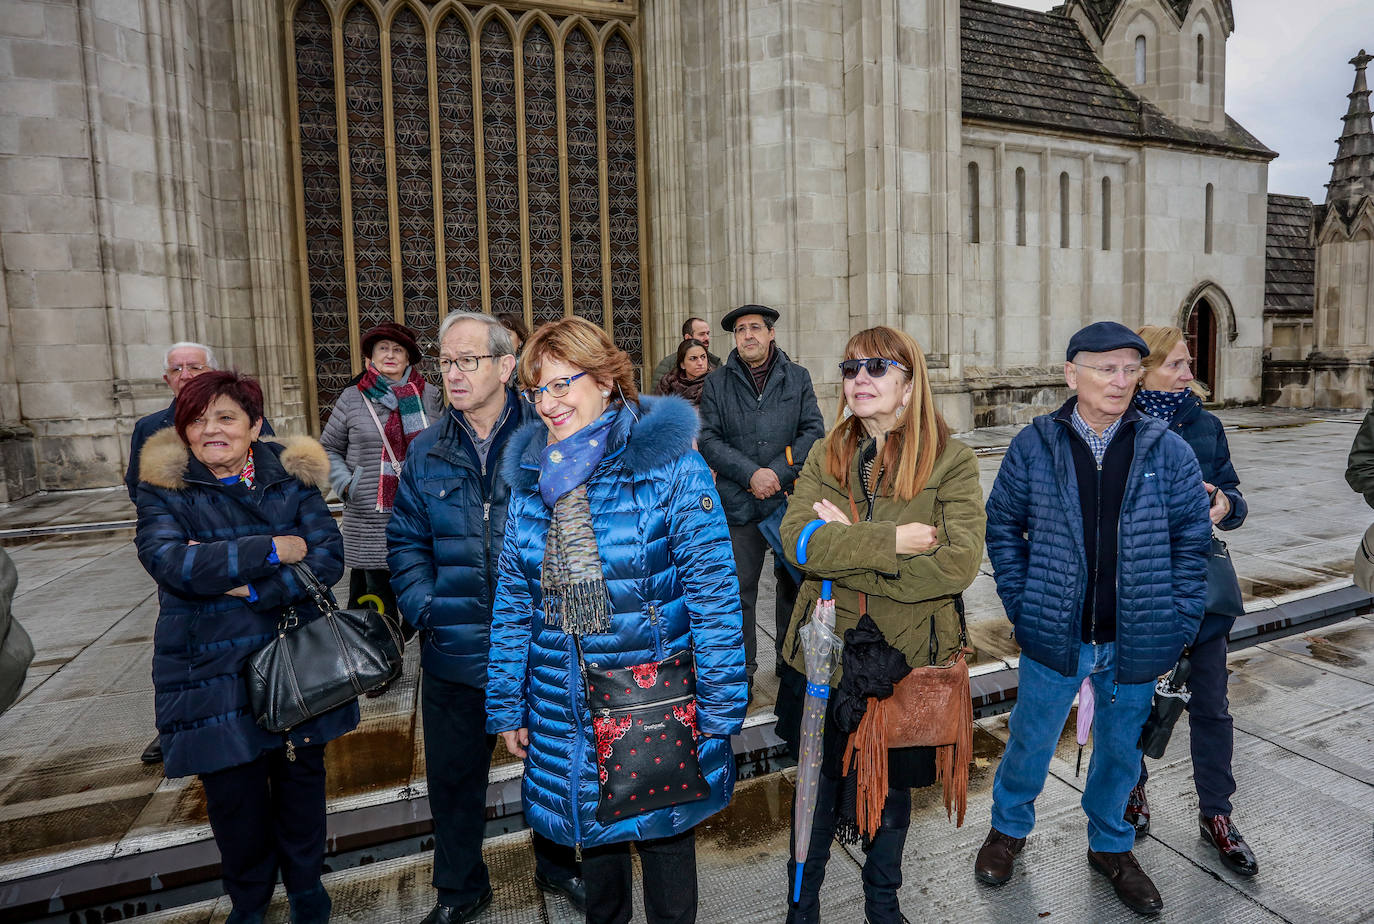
<box><xmin>0</xmin><ymin>0</ymin><xmax>1365</xmax><ymax>498</ymax></box>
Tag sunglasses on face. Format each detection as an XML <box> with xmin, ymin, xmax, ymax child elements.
<box><xmin>838</xmin><ymin>357</ymin><xmax>910</xmax><ymax>380</ymax></box>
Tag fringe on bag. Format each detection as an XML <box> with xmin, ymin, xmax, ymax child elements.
<box><xmin>841</xmin><ymin>690</ymin><xmax>973</xmax><ymax>842</ymax></box>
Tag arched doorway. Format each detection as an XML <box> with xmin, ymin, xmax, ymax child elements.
<box><xmin>1185</xmin><ymin>298</ymin><xmax>1218</xmax><ymax>392</ymax></box>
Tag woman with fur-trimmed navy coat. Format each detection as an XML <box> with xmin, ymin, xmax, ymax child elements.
<box><xmin>486</xmin><ymin>318</ymin><xmax>747</xmax><ymax>924</ymax></box>
<box><xmin>135</xmin><ymin>371</ymin><xmax>350</xmax><ymax>924</ymax></box>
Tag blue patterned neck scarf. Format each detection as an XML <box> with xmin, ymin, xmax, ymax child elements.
<box><xmin>538</xmin><ymin>405</ymin><xmax>619</xmax><ymax>507</ymax></box>
<box><xmin>1134</xmin><ymin>389</ymin><xmax>1190</xmax><ymax>422</ymax></box>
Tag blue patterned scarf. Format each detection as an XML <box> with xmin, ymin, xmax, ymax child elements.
<box><xmin>539</xmin><ymin>406</ymin><xmax>620</xmax><ymax>635</ymax></box>
<box><xmin>1134</xmin><ymin>389</ymin><xmax>1190</xmax><ymax>422</ymax></box>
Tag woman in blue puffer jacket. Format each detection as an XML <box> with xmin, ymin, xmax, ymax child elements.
<box><xmin>486</xmin><ymin>317</ymin><xmax>747</xmax><ymax>924</ymax></box>
<box><xmin>1128</xmin><ymin>325</ymin><xmax>1257</xmax><ymax>879</ymax></box>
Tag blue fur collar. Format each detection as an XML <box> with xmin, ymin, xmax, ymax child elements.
<box><xmin>503</xmin><ymin>394</ymin><xmax>700</xmax><ymax>491</ymax></box>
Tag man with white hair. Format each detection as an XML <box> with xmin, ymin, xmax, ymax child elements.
<box><xmin>124</xmin><ymin>342</ymin><xmax>273</xmax><ymax>764</ymax></box>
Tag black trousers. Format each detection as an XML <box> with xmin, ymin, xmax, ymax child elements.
<box><xmin>1138</xmin><ymin>631</ymin><xmax>1236</xmax><ymax>816</ymax></box>
<box><xmin>582</xmin><ymin>829</ymin><xmax>698</xmax><ymax>924</ymax></box>
<box><xmin>421</xmin><ymin>672</ymin><xmax>576</xmax><ymax>906</ymax></box>
<box><xmin>727</xmin><ymin>522</ymin><xmax>799</xmax><ymax>676</ymax></box>
<box><xmin>199</xmin><ymin>743</ymin><xmax>328</xmax><ymax>914</ymax></box>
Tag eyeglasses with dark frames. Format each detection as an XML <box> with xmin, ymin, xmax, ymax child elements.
<box><xmin>838</xmin><ymin>357</ymin><xmax>911</xmax><ymax>380</ymax></box>
<box><xmin>521</xmin><ymin>371</ymin><xmax>588</xmax><ymax>405</ymax></box>
<box><xmin>438</xmin><ymin>354</ymin><xmax>497</xmax><ymax>374</ymax></box>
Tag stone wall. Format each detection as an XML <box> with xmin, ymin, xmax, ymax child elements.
<box><xmin>0</xmin><ymin>0</ymin><xmax>303</xmax><ymax>496</ymax></box>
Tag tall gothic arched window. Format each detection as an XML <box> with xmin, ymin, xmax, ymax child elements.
<box><xmin>1015</xmin><ymin>167</ymin><xmax>1027</xmax><ymax>247</ymax></box>
<box><xmin>1196</xmin><ymin>34</ymin><xmax>1205</xmax><ymax>83</ymax></box>
<box><xmin>1059</xmin><ymin>172</ymin><xmax>1070</xmax><ymax>248</ymax></box>
<box><xmin>968</xmin><ymin>162</ymin><xmax>981</xmax><ymax>244</ymax></box>
<box><xmin>1135</xmin><ymin>35</ymin><xmax>1147</xmax><ymax>84</ymax></box>
<box><xmin>1101</xmin><ymin>176</ymin><xmax>1112</xmax><ymax>251</ymax></box>
<box><xmin>1205</xmin><ymin>183</ymin><xmax>1215</xmax><ymax>254</ymax></box>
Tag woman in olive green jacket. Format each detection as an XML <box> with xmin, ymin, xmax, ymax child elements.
<box><xmin>777</xmin><ymin>326</ymin><xmax>985</xmax><ymax>924</ymax></box>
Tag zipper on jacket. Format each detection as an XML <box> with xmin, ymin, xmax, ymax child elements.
<box><xmin>483</xmin><ymin>502</ymin><xmax>491</xmax><ymax>522</ymax></box>
<box><xmin>1091</xmin><ymin>461</ymin><xmax>1102</xmax><ymax>645</ymax></box>
<box><xmin>647</xmin><ymin>603</ymin><xmax>661</xmax><ymax>657</ymax></box>
<box><xmin>570</xmin><ymin>633</ymin><xmax>585</xmax><ymax>863</ymax></box>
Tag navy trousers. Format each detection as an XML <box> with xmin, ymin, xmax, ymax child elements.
<box><xmin>421</xmin><ymin>672</ymin><xmax>576</xmax><ymax>907</ymax></box>
<box><xmin>199</xmin><ymin>743</ymin><xmax>328</xmax><ymax>914</ymax></box>
<box><xmin>582</xmin><ymin>829</ymin><xmax>698</xmax><ymax>924</ymax></box>
<box><xmin>1138</xmin><ymin>632</ymin><xmax>1236</xmax><ymax>816</ymax></box>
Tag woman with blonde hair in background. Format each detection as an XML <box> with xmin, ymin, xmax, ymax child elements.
<box><xmin>1126</xmin><ymin>324</ymin><xmax>1256</xmax><ymax>876</ymax></box>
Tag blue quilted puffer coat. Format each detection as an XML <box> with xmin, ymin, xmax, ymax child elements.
<box><xmin>486</xmin><ymin>396</ymin><xmax>748</xmax><ymax>850</ymax></box>
<box><xmin>135</xmin><ymin>429</ymin><xmax>354</xmax><ymax>778</ymax></box>
<box><xmin>387</xmin><ymin>390</ymin><xmax>532</xmax><ymax>686</ymax></box>
<box><xmin>984</xmin><ymin>399</ymin><xmax>1211</xmax><ymax>684</ymax></box>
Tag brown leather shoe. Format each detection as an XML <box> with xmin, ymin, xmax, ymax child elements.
<box><xmin>1087</xmin><ymin>849</ymin><xmax>1162</xmax><ymax>916</ymax></box>
<box><xmin>1199</xmin><ymin>814</ymin><xmax>1258</xmax><ymax>877</ymax></box>
<box><xmin>974</xmin><ymin>827</ymin><xmax>1026</xmax><ymax>886</ymax></box>
<box><xmin>1124</xmin><ymin>782</ymin><xmax>1150</xmax><ymax>837</ymax></box>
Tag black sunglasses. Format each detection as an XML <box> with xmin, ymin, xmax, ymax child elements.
<box><xmin>838</xmin><ymin>357</ymin><xmax>911</xmax><ymax>380</ymax></box>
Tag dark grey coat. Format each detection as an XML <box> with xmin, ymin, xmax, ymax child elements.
<box><xmin>320</xmin><ymin>382</ymin><xmax>442</xmax><ymax>569</ymax></box>
<box><xmin>697</xmin><ymin>347</ymin><xmax>826</xmax><ymax>526</ymax></box>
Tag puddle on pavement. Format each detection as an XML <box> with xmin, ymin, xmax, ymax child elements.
<box><xmin>0</xmin><ymin>750</ymin><xmax>158</xmax><ymax>805</ymax></box>
<box><xmin>697</xmin><ymin>774</ymin><xmax>793</xmax><ymax>853</ymax></box>
<box><xmin>1302</xmin><ymin>628</ymin><xmax>1368</xmax><ymax>668</ymax></box>
<box><xmin>325</xmin><ymin>724</ymin><xmax>416</xmax><ymax>800</ymax></box>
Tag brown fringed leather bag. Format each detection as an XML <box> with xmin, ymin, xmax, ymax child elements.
<box><xmin>840</xmin><ymin>491</ymin><xmax>974</xmax><ymax>839</ymax></box>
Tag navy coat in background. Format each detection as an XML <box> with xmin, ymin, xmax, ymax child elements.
<box><xmin>486</xmin><ymin>396</ymin><xmax>748</xmax><ymax>851</ymax></box>
<box><xmin>1142</xmin><ymin>391</ymin><xmax>1248</xmax><ymax>644</ymax></box>
<box><xmin>985</xmin><ymin>398</ymin><xmax>1212</xmax><ymax>684</ymax></box>
<box><xmin>135</xmin><ymin>428</ymin><xmax>353</xmax><ymax>778</ymax></box>
<box><xmin>386</xmin><ymin>389</ymin><xmax>532</xmax><ymax>687</ymax></box>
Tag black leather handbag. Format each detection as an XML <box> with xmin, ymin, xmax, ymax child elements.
<box><xmin>245</xmin><ymin>563</ymin><xmax>404</xmax><ymax>734</ymax></box>
<box><xmin>1205</xmin><ymin>535</ymin><xmax>1244</xmax><ymax>619</ymax></box>
<box><xmin>581</xmin><ymin>647</ymin><xmax>710</xmax><ymax>824</ymax></box>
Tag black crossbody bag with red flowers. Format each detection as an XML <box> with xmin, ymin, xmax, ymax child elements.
<box><xmin>575</xmin><ymin>640</ymin><xmax>711</xmax><ymax>824</ymax></box>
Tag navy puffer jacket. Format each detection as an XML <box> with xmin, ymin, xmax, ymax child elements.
<box><xmin>985</xmin><ymin>399</ymin><xmax>1212</xmax><ymax>683</ymax></box>
<box><xmin>486</xmin><ymin>396</ymin><xmax>748</xmax><ymax>850</ymax></box>
<box><xmin>387</xmin><ymin>389</ymin><xmax>531</xmax><ymax>686</ymax></box>
<box><xmin>135</xmin><ymin>429</ymin><xmax>354</xmax><ymax>778</ymax></box>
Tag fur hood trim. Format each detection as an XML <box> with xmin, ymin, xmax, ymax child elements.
<box><xmin>139</xmin><ymin>427</ymin><xmax>331</xmax><ymax>492</ymax></box>
<box><xmin>503</xmin><ymin>395</ymin><xmax>700</xmax><ymax>492</ymax></box>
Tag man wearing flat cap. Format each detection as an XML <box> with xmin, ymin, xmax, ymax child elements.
<box><xmin>698</xmin><ymin>304</ymin><xmax>824</xmax><ymax>693</ymax></box>
<box><xmin>977</xmin><ymin>321</ymin><xmax>1211</xmax><ymax>916</ymax></box>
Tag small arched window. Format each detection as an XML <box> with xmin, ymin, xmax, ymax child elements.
<box><xmin>1204</xmin><ymin>183</ymin><xmax>1214</xmax><ymax>254</ymax></box>
<box><xmin>1134</xmin><ymin>35</ymin><xmax>1147</xmax><ymax>84</ymax></box>
<box><xmin>1015</xmin><ymin>167</ymin><xmax>1027</xmax><ymax>246</ymax></box>
<box><xmin>968</xmin><ymin>162</ymin><xmax>980</xmax><ymax>244</ymax></box>
<box><xmin>1059</xmin><ymin>172</ymin><xmax>1070</xmax><ymax>248</ymax></box>
<box><xmin>1101</xmin><ymin>176</ymin><xmax>1112</xmax><ymax>251</ymax></box>
<box><xmin>1196</xmin><ymin>34</ymin><xmax>1205</xmax><ymax>83</ymax></box>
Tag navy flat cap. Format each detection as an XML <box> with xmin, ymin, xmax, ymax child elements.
<box><xmin>721</xmin><ymin>304</ymin><xmax>780</xmax><ymax>333</ymax></box>
<box><xmin>1065</xmin><ymin>321</ymin><xmax>1149</xmax><ymax>361</ymax></box>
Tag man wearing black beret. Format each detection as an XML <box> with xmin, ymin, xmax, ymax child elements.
<box><xmin>977</xmin><ymin>321</ymin><xmax>1211</xmax><ymax>916</ymax></box>
<box><xmin>698</xmin><ymin>305</ymin><xmax>824</xmax><ymax>694</ymax></box>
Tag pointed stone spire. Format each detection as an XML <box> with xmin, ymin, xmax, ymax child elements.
<box><xmin>1326</xmin><ymin>49</ymin><xmax>1374</xmax><ymax>213</ymax></box>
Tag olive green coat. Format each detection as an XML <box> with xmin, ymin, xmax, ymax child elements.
<box><xmin>779</xmin><ymin>434</ymin><xmax>986</xmax><ymax>683</ymax></box>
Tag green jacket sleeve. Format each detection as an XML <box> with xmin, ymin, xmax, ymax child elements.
<box><xmin>1346</xmin><ymin>408</ymin><xmax>1374</xmax><ymax>509</ymax></box>
<box><xmin>784</xmin><ymin>444</ymin><xmax>986</xmax><ymax>605</ymax></box>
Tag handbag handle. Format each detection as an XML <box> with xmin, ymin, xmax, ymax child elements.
<box><xmin>287</xmin><ymin>561</ymin><xmax>339</xmax><ymax>615</ymax></box>
<box><xmin>846</xmin><ymin>486</ymin><xmax>968</xmax><ymax>666</ymax></box>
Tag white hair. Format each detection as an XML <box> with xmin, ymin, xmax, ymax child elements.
<box><xmin>437</xmin><ymin>311</ymin><xmax>515</xmax><ymax>357</ymax></box>
<box><xmin>163</xmin><ymin>341</ymin><xmax>216</xmax><ymax>371</ymax></box>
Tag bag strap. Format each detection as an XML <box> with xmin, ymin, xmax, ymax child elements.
<box><xmin>287</xmin><ymin>561</ymin><xmax>338</xmax><ymax>615</ymax></box>
<box><xmin>362</xmin><ymin>395</ymin><xmax>403</xmax><ymax>469</ymax></box>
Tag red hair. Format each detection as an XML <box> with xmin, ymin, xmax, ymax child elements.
<box><xmin>174</xmin><ymin>371</ymin><xmax>264</xmax><ymax>443</ymax></box>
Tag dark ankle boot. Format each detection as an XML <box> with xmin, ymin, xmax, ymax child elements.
<box><xmin>288</xmin><ymin>883</ymin><xmax>332</xmax><ymax>924</ymax></box>
<box><xmin>860</xmin><ymin>788</ymin><xmax>911</xmax><ymax>924</ymax></box>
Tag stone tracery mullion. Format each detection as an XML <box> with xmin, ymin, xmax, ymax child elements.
<box><xmin>343</xmin><ymin>3</ymin><xmax>395</xmax><ymax>333</ymax></box>
<box><xmin>390</xmin><ymin>5</ymin><xmax>440</xmax><ymax>351</ymax></box>
<box><xmin>480</xmin><ymin>16</ymin><xmax>524</xmax><ymax>320</ymax></box>
<box><xmin>435</xmin><ymin>10</ymin><xmax>483</xmax><ymax>314</ymax></box>
<box><xmin>563</xmin><ymin>25</ymin><xmax>603</xmax><ymax>325</ymax></box>
<box><xmin>604</xmin><ymin>30</ymin><xmax>643</xmax><ymax>377</ymax></box>
<box><xmin>524</xmin><ymin>21</ymin><xmax>566</xmax><ymax>327</ymax></box>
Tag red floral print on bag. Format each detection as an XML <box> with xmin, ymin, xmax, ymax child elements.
<box><xmin>630</xmin><ymin>662</ymin><xmax>659</xmax><ymax>689</ymax></box>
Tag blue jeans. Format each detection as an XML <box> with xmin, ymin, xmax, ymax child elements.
<box><xmin>991</xmin><ymin>643</ymin><xmax>1156</xmax><ymax>853</ymax></box>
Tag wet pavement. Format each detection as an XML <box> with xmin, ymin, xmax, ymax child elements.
<box><xmin>1</xmin><ymin>407</ymin><xmax>1372</xmax><ymax>921</ymax></box>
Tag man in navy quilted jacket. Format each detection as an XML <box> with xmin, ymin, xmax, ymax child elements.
<box><xmin>976</xmin><ymin>322</ymin><xmax>1211</xmax><ymax>917</ymax></box>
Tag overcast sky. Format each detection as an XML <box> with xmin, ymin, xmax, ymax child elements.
<box><xmin>997</xmin><ymin>0</ymin><xmax>1373</xmax><ymax>203</ymax></box>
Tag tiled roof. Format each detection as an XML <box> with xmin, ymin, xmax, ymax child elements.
<box><xmin>1265</xmin><ymin>194</ymin><xmax>1315</xmax><ymax>314</ymax></box>
<box><xmin>961</xmin><ymin>0</ymin><xmax>1271</xmax><ymax>158</ymax></box>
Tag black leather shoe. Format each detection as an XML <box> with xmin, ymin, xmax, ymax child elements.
<box><xmin>534</xmin><ymin>870</ymin><xmax>587</xmax><ymax>912</ymax></box>
<box><xmin>1199</xmin><ymin>814</ymin><xmax>1259</xmax><ymax>877</ymax></box>
<box><xmin>1124</xmin><ymin>782</ymin><xmax>1150</xmax><ymax>837</ymax></box>
<box><xmin>1087</xmin><ymin>849</ymin><xmax>1163</xmax><ymax>916</ymax></box>
<box><xmin>419</xmin><ymin>890</ymin><xmax>493</xmax><ymax>924</ymax></box>
<box><xmin>974</xmin><ymin>827</ymin><xmax>1026</xmax><ymax>886</ymax></box>
<box><xmin>141</xmin><ymin>735</ymin><xmax>164</xmax><ymax>765</ymax></box>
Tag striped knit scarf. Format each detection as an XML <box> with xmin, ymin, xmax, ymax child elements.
<box><xmin>359</xmin><ymin>365</ymin><xmax>429</xmax><ymax>511</ymax></box>
<box><xmin>539</xmin><ymin>407</ymin><xmax>619</xmax><ymax>635</ymax></box>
